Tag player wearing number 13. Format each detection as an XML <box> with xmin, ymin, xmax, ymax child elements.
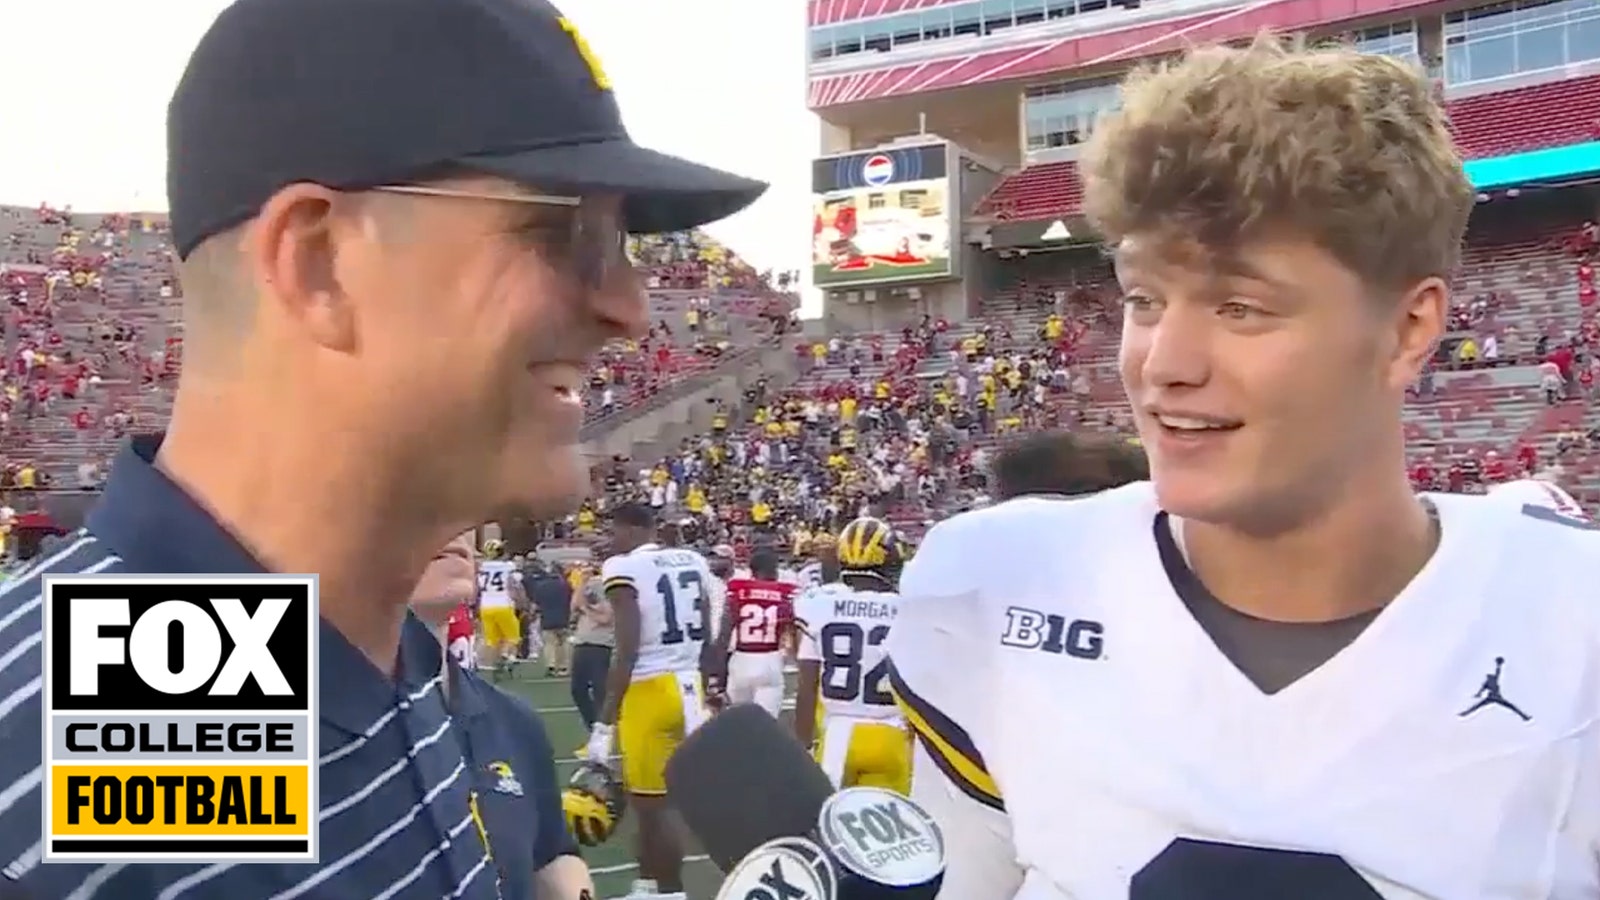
<box><xmin>794</xmin><ymin>517</ymin><xmax>912</xmax><ymax>796</ymax></box>
<box><xmin>590</xmin><ymin>502</ymin><xmax>716</xmax><ymax>899</ymax></box>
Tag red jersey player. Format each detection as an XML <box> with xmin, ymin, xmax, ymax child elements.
<box><xmin>717</xmin><ymin>547</ymin><xmax>796</xmax><ymax>717</ymax></box>
<box><xmin>445</xmin><ymin>600</ymin><xmax>477</xmax><ymax>670</ymax></box>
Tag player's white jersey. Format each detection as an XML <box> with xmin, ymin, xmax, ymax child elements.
<box><xmin>796</xmin><ymin>582</ymin><xmax>902</xmax><ymax>722</ymax></box>
<box><xmin>705</xmin><ymin>572</ymin><xmax>729</xmax><ymax>643</ymax></box>
<box><xmin>1486</xmin><ymin>477</ymin><xmax>1590</xmax><ymax>522</ymax></box>
<box><xmin>795</xmin><ymin>561</ymin><xmax>824</xmax><ymax>588</ymax></box>
<box><xmin>447</xmin><ymin>634</ymin><xmax>477</xmax><ymax>670</ymax></box>
<box><xmin>601</xmin><ymin>543</ymin><xmax>714</xmax><ymax>680</ymax></box>
<box><xmin>477</xmin><ymin>560</ymin><xmax>518</xmax><ymax>608</ymax></box>
<box><xmin>887</xmin><ymin>484</ymin><xmax>1600</xmax><ymax>899</ymax></box>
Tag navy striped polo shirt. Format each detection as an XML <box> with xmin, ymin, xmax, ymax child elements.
<box><xmin>0</xmin><ymin>435</ymin><xmax>500</xmax><ymax>899</ymax></box>
<box><xmin>449</xmin><ymin>663</ymin><xmax>578</xmax><ymax>900</ymax></box>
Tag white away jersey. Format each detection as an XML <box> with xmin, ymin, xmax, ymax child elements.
<box><xmin>1485</xmin><ymin>477</ymin><xmax>1589</xmax><ymax>522</ymax></box>
<box><xmin>887</xmin><ymin>484</ymin><xmax>1600</xmax><ymax>900</ymax></box>
<box><xmin>477</xmin><ymin>559</ymin><xmax>518</xmax><ymax>608</ymax></box>
<box><xmin>797</xmin><ymin>582</ymin><xmax>902</xmax><ymax>722</ymax></box>
<box><xmin>602</xmin><ymin>543</ymin><xmax>715</xmax><ymax>680</ymax></box>
<box><xmin>795</xmin><ymin>561</ymin><xmax>824</xmax><ymax>588</ymax></box>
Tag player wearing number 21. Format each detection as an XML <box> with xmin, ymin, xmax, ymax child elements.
<box><xmin>588</xmin><ymin>502</ymin><xmax>717</xmax><ymax>900</ymax></box>
<box><xmin>794</xmin><ymin>516</ymin><xmax>912</xmax><ymax>796</ymax></box>
<box><xmin>887</xmin><ymin>36</ymin><xmax>1600</xmax><ymax>900</ymax></box>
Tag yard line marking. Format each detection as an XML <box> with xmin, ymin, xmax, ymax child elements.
<box><xmin>590</xmin><ymin>854</ymin><xmax>710</xmax><ymax>875</ymax></box>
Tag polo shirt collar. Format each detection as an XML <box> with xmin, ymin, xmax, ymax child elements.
<box><xmin>88</xmin><ymin>433</ymin><xmax>266</xmax><ymax>574</ymax></box>
<box><xmin>88</xmin><ymin>432</ymin><xmax>447</xmax><ymax>735</ymax></box>
<box><xmin>447</xmin><ymin>662</ymin><xmax>492</xmax><ymax>720</ymax></box>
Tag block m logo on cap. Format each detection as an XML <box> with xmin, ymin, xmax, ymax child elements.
<box><xmin>558</xmin><ymin>17</ymin><xmax>612</xmax><ymax>91</ymax></box>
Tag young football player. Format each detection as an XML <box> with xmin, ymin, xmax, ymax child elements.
<box><xmin>888</xmin><ymin>36</ymin><xmax>1600</xmax><ymax>899</ymax></box>
<box><xmin>794</xmin><ymin>516</ymin><xmax>911</xmax><ymax>795</ymax></box>
<box><xmin>718</xmin><ymin>546</ymin><xmax>797</xmax><ymax>718</ymax></box>
<box><xmin>477</xmin><ymin>538</ymin><xmax>529</xmax><ymax>679</ymax></box>
<box><xmin>587</xmin><ymin>503</ymin><xmax>716</xmax><ymax>900</ymax></box>
<box><xmin>794</xmin><ymin>530</ymin><xmax>837</xmax><ymax>588</ymax></box>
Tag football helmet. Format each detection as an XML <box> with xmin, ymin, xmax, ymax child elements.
<box><xmin>563</xmin><ymin>761</ymin><xmax>625</xmax><ymax>847</ymax></box>
<box><xmin>836</xmin><ymin>516</ymin><xmax>901</xmax><ymax>574</ymax></box>
<box><xmin>481</xmin><ymin>538</ymin><xmax>505</xmax><ymax>560</ymax></box>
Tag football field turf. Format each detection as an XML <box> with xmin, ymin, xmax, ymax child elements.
<box><xmin>497</xmin><ymin>667</ymin><xmax>799</xmax><ymax>900</ymax></box>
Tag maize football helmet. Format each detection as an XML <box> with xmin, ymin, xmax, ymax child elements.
<box><xmin>835</xmin><ymin>516</ymin><xmax>901</xmax><ymax>574</ymax></box>
<box><xmin>562</xmin><ymin>762</ymin><xmax>625</xmax><ymax>847</ymax></box>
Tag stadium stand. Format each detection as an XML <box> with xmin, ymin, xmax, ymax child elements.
<box><xmin>0</xmin><ymin>202</ymin><xmax>801</xmax><ymax>538</ymax></box>
<box><xmin>1</xmin><ymin>1</ymin><xmax>1598</xmax><ymax>891</ymax></box>
<box><xmin>1</xmin><ymin>12</ymin><xmax>1591</xmax><ymax>566</ymax></box>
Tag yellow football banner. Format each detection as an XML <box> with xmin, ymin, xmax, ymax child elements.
<box><xmin>51</xmin><ymin>764</ymin><xmax>311</xmax><ymax>837</ymax></box>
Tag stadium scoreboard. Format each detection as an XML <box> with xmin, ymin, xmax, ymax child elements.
<box><xmin>812</xmin><ymin>142</ymin><xmax>958</xmax><ymax>287</ymax></box>
<box><xmin>42</xmin><ymin>574</ymin><xmax>319</xmax><ymax>864</ymax></box>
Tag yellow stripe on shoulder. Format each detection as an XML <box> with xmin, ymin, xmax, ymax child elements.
<box><xmin>602</xmin><ymin>576</ymin><xmax>636</xmax><ymax>591</ymax></box>
<box><xmin>888</xmin><ymin>662</ymin><xmax>1004</xmax><ymax>811</ymax></box>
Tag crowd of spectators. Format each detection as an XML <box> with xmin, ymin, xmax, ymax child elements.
<box><xmin>3</xmin><ymin>197</ymin><xmax>1599</xmax><ymax>567</ymax></box>
<box><xmin>0</xmin><ymin>205</ymin><xmax>798</xmax><ymax>491</ymax></box>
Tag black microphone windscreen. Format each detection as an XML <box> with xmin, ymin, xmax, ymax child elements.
<box><xmin>666</xmin><ymin>704</ymin><xmax>836</xmax><ymax>871</ymax></box>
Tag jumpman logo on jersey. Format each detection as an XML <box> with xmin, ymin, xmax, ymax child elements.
<box><xmin>1458</xmin><ymin>657</ymin><xmax>1531</xmax><ymax>722</ymax></box>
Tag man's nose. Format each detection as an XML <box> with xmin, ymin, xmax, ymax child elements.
<box><xmin>1140</xmin><ymin>306</ymin><xmax>1212</xmax><ymax>388</ymax></box>
<box><xmin>592</xmin><ymin>262</ymin><xmax>649</xmax><ymax>341</ymax></box>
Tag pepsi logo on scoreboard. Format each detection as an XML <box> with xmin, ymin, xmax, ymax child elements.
<box><xmin>42</xmin><ymin>574</ymin><xmax>319</xmax><ymax>864</ymax></box>
<box><xmin>815</xmin><ymin>143</ymin><xmax>944</xmax><ymax>193</ymax></box>
<box><xmin>861</xmin><ymin>153</ymin><xmax>895</xmax><ymax>187</ymax></box>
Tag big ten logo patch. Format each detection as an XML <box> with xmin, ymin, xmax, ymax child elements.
<box><xmin>41</xmin><ymin>574</ymin><xmax>319</xmax><ymax>864</ymax></box>
<box><xmin>1000</xmin><ymin>606</ymin><xmax>1105</xmax><ymax>660</ymax></box>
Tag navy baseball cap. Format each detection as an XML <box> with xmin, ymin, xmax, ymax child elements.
<box><xmin>166</xmin><ymin>0</ymin><xmax>769</xmax><ymax>259</ymax></box>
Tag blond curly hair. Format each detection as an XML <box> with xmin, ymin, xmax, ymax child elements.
<box><xmin>1081</xmin><ymin>34</ymin><xmax>1474</xmax><ymax>291</ymax></box>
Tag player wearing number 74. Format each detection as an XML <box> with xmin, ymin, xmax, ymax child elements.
<box><xmin>588</xmin><ymin>502</ymin><xmax>718</xmax><ymax>900</ymax></box>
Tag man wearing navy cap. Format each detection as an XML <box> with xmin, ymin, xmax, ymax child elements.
<box><xmin>0</xmin><ymin>0</ymin><xmax>764</xmax><ymax>896</ymax></box>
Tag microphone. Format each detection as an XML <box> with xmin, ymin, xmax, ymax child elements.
<box><xmin>666</xmin><ymin>704</ymin><xmax>945</xmax><ymax>899</ymax></box>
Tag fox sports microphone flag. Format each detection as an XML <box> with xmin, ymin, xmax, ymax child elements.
<box><xmin>817</xmin><ymin>787</ymin><xmax>944</xmax><ymax>898</ymax></box>
<box><xmin>41</xmin><ymin>574</ymin><xmax>319</xmax><ymax>864</ymax></box>
<box><xmin>715</xmin><ymin>837</ymin><xmax>836</xmax><ymax>900</ymax></box>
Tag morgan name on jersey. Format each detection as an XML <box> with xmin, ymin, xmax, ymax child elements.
<box><xmin>887</xmin><ymin>483</ymin><xmax>1600</xmax><ymax>898</ymax></box>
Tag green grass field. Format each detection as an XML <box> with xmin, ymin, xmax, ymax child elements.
<box><xmin>497</xmin><ymin>666</ymin><xmax>798</xmax><ymax>899</ymax></box>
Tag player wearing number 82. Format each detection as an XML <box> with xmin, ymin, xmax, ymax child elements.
<box><xmin>794</xmin><ymin>516</ymin><xmax>912</xmax><ymax>796</ymax></box>
<box><xmin>590</xmin><ymin>503</ymin><xmax>716</xmax><ymax>899</ymax></box>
